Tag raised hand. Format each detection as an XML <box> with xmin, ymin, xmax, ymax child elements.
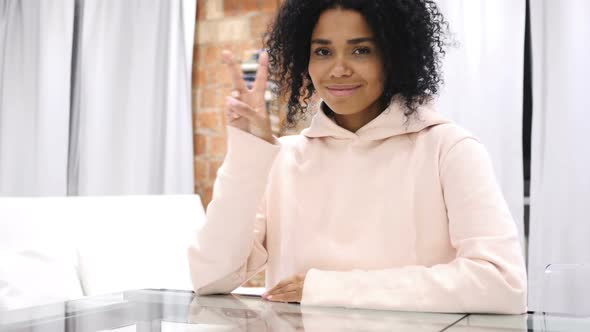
<box><xmin>222</xmin><ymin>50</ymin><xmax>274</xmax><ymax>143</ymax></box>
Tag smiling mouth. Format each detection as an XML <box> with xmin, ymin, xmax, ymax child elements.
<box><xmin>326</xmin><ymin>85</ymin><xmax>362</xmax><ymax>97</ymax></box>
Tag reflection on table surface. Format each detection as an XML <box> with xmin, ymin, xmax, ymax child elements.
<box><xmin>188</xmin><ymin>293</ymin><xmax>465</xmax><ymax>331</ymax></box>
<box><xmin>1</xmin><ymin>289</ymin><xmax>589</xmax><ymax>332</ymax></box>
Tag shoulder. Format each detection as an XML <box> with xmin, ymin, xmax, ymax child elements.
<box><xmin>276</xmin><ymin>133</ymin><xmax>312</xmax><ymax>153</ymax></box>
<box><xmin>265</xmin><ymin>134</ymin><xmax>310</xmax><ymax>178</ymax></box>
<box><xmin>424</xmin><ymin>121</ymin><xmax>478</xmax><ymax>143</ymax></box>
<box><xmin>277</xmin><ymin>133</ymin><xmax>305</xmax><ymax>146</ymax></box>
<box><xmin>420</xmin><ymin>121</ymin><xmax>482</xmax><ymax>158</ymax></box>
<box><xmin>422</xmin><ymin>123</ymin><xmax>495</xmax><ymax>176</ymax></box>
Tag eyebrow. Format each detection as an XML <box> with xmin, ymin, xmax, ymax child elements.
<box><xmin>311</xmin><ymin>37</ymin><xmax>375</xmax><ymax>45</ymax></box>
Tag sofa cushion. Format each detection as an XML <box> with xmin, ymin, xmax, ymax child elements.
<box><xmin>0</xmin><ymin>194</ymin><xmax>205</xmax><ymax>307</ymax></box>
<box><xmin>73</xmin><ymin>194</ymin><xmax>205</xmax><ymax>296</ymax></box>
<box><xmin>0</xmin><ymin>197</ymin><xmax>83</xmax><ymax>310</ymax></box>
<box><xmin>0</xmin><ymin>248</ymin><xmax>84</xmax><ymax>311</ymax></box>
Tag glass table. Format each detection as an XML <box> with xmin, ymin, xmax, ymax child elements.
<box><xmin>0</xmin><ymin>289</ymin><xmax>589</xmax><ymax>331</ymax></box>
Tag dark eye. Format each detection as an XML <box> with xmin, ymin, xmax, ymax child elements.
<box><xmin>353</xmin><ymin>47</ymin><xmax>371</xmax><ymax>55</ymax></box>
<box><xmin>313</xmin><ymin>48</ymin><xmax>331</xmax><ymax>56</ymax></box>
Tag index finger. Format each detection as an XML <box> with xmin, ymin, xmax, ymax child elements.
<box><xmin>253</xmin><ymin>51</ymin><xmax>269</xmax><ymax>93</ymax></box>
<box><xmin>265</xmin><ymin>276</ymin><xmax>295</xmax><ymax>295</ymax></box>
<box><xmin>222</xmin><ymin>50</ymin><xmax>247</xmax><ymax>93</ymax></box>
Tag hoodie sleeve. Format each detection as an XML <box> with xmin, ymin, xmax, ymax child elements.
<box><xmin>188</xmin><ymin>126</ymin><xmax>280</xmax><ymax>295</ymax></box>
<box><xmin>301</xmin><ymin>137</ymin><xmax>527</xmax><ymax>314</ymax></box>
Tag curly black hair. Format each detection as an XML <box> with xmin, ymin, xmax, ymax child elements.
<box><xmin>264</xmin><ymin>0</ymin><xmax>449</xmax><ymax>127</ymax></box>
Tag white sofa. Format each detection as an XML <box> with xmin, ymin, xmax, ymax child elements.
<box><xmin>0</xmin><ymin>194</ymin><xmax>205</xmax><ymax>311</ymax></box>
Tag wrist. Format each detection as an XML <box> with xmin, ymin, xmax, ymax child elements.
<box><xmin>262</xmin><ymin>135</ymin><xmax>277</xmax><ymax>144</ymax></box>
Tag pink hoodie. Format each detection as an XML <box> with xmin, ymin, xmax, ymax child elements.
<box><xmin>188</xmin><ymin>99</ymin><xmax>527</xmax><ymax>314</ymax></box>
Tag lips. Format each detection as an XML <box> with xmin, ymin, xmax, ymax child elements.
<box><xmin>326</xmin><ymin>85</ymin><xmax>362</xmax><ymax>97</ymax></box>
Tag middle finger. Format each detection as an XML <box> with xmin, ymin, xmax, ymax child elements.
<box><xmin>266</xmin><ymin>281</ymin><xmax>297</xmax><ymax>297</ymax></box>
<box><xmin>267</xmin><ymin>291</ymin><xmax>299</xmax><ymax>303</ymax></box>
<box><xmin>267</xmin><ymin>283</ymin><xmax>300</xmax><ymax>297</ymax></box>
<box><xmin>222</xmin><ymin>50</ymin><xmax>247</xmax><ymax>94</ymax></box>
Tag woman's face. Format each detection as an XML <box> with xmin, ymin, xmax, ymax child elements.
<box><xmin>308</xmin><ymin>8</ymin><xmax>385</xmax><ymax>116</ymax></box>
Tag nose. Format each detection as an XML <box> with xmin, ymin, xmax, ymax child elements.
<box><xmin>329</xmin><ymin>56</ymin><xmax>352</xmax><ymax>78</ymax></box>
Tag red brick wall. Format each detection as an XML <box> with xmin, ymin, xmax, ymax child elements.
<box><xmin>192</xmin><ymin>0</ymin><xmax>281</xmax><ymax>208</ymax></box>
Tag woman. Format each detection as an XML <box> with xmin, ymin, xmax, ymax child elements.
<box><xmin>189</xmin><ymin>0</ymin><xmax>527</xmax><ymax>314</ymax></box>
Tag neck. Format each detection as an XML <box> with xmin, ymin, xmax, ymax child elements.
<box><xmin>332</xmin><ymin>102</ymin><xmax>383</xmax><ymax>133</ymax></box>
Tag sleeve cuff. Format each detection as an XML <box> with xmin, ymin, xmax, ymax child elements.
<box><xmin>220</xmin><ymin>126</ymin><xmax>281</xmax><ymax>177</ymax></box>
<box><xmin>301</xmin><ymin>269</ymin><xmax>356</xmax><ymax>307</ymax></box>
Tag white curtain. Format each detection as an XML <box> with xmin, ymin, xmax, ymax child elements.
<box><xmin>0</xmin><ymin>0</ymin><xmax>195</xmax><ymax>196</ymax></box>
<box><xmin>0</xmin><ymin>0</ymin><xmax>74</xmax><ymax>196</ymax></box>
<box><xmin>528</xmin><ymin>0</ymin><xmax>590</xmax><ymax>312</ymax></box>
<box><xmin>69</xmin><ymin>0</ymin><xmax>195</xmax><ymax>195</ymax></box>
<box><xmin>435</xmin><ymin>0</ymin><xmax>526</xmax><ymax>247</ymax></box>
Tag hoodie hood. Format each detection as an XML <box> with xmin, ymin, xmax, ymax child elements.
<box><xmin>301</xmin><ymin>98</ymin><xmax>450</xmax><ymax>141</ymax></box>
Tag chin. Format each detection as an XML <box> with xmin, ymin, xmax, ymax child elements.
<box><xmin>322</xmin><ymin>100</ymin><xmax>365</xmax><ymax>115</ymax></box>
